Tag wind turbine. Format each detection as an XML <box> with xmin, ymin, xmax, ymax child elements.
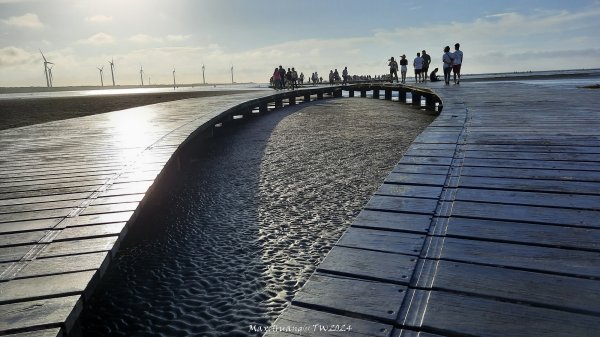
<box><xmin>47</xmin><ymin>64</ymin><xmax>54</xmax><ymax>87</ymax></box>
<box><xmin>97</xmin><ymin>66</ymin><xmax>104</xmax><ymax>87</ymax></box>
<box><xmin>140</xmin><ymin>66</ymin><xmax>144</xmax><ymax>86</ymax></box>
<box><xmin>202</xmin><ymin>63</ymin><xmax>205</xmax><ymax>84</ymax></box>
<box><xmin>172</xmin><ymin>67</ymin><xmax>176</xmax><ymax>90</ymax></box>
<box><xmin>230</xmin><ymin>65</ymin><xmax>234</xmax><ymax>84</ymax></box>
<box><xmin>39</xmin><ymin>50</ymin><xmax>53</xmax><ymax>87</ymax></box>
<box><xmin>108</xmin><ymin>59</ymin><xmax>115</xmax><ymax>86</ymax></box>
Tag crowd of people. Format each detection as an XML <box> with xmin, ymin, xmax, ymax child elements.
<box><xmin>389</xmin><ymin>43</ymin><xmax>463</xmax><ymax>85</ymax></box>
<box><xmin>269</xmin><ymin>43</ymin><xmax>463</xmax><ymax>90</ymax></box>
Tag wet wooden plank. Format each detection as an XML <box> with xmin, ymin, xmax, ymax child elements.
<box><xmin>0</xmin><ymin>244</ymin><xmax>34</xmax><ymax>263</ymax></box>
<box><xmin>454</xmin><ymin>188</ymin><xmax>600</xmax><ymax>210</ymax></box>
<box><xmin>90</xmin><ymin>193</ymin><xmax>145</xmax><ymax>205</ymax></box>
<box><xmin>439</xmin><ymin>237</ymin><xmax>600</xmax><ymax>278</ymax></box>
<box><xmin>0</xmin><ymin>218</ymin><xmax>61</xmax><ymax>234</ymax></box>
<box><xmin>0</xmin><ymin>200</ymin><xmax>81</xmax><ymax>215</ymax></box>
<box><xmin>0</xmin><ymin>230</ymin><xmax>47</xmax><ymax>248</ymax></box>
<box><xmin>464</xmin><ymin>144</ymin><xmax>600</xmax><ymax>154</ymax></box>
<box><xmin>419</xmin><ymin>290</ymin><xmax>600</xmax><ymax>337</ymax></box>
<box><xmin>460</xmin><ymin>166</ymin><xmax>600</xmax><ymax>182</ymax></box>
<box><xmin>317</xmin><ymin>246</ymin><xmax>417</xmax><ymax>284</ymax></box>
<box><xmin>413</xmin><ymin>132</ymin><xmax>460</xmax><ymax>144</ymax></box>
<box><xmin>464</xmin><ymin>150</ymin><xmax>600</xmax><ymax>162</ymax></box>
<box><xmin>392</xmin><ymin>164</ymin><xmax>450</xmax><ymax>175</ymax></box>
<box><xmin>59</xmin><ymin>211</ymin><xmax>134</xmax><ymax>228</ymax></box>
<box><xmin>398</xmin><ymin>156</ymin><xmax>453</xmax><ymax>166</ymax></box>
<box><xmin>352</xmin><ymin>210</ymin><xmax>431</xmax><ymax>234</ymax></box>
<box><xmin>429</xmin><ymin>260</ymin><xmax>600</xmax><ymax>315</ymax></box>
<box><xmin>0</xmin><ymin>208</ymin><xmax>71</xmax><ymax>224</ymax></box>
<box><xmin>458</xmin><ymin>175</ymin><xmax>600</xmax><ymax>195</ymax></box>
<box><xmin>55</xmin><ymin>223</ymin><xmax>125</xmax><ymax>241</ymax></box>
<box><xmin>404</xmin><ymin>149</ymin><xmax>455</xmax><ymax>158</ymax></box>
<box><xmin>375</xmin><ymin>184</ymin><xmax>442</xmax><ymax>199</ymax></box>
<box><xmin>0</xmin><ymin>271</ymin><xmax>95</xmax><ymax>305</ymax></box>
<box><xmin>293</xmin><ymin>273</ymin><xmax>407</xmax><ymax>323</ymax></box>
<box><xmin>39</xmin><ymin>236</ymin><xmax>118</xmax><ymax>259</ymax></box>
<box><xmin>9</xmin><ymin>252</ymin><xmax>109</xmax><ymax>279</ymax></box>
<box><xmin>0</xmin><ymin>192</ymin><xmax>92</xmax><ymax>207</ymax></box>
<box><xmin>265</xmin><ymin>305</ymin><xmax>393</xmax><ymax>337</ymax></box>
<box><xmin>337</xmin><ymin>227</ymin><xmax>425</xmax><ymax>255</ymax></box>
<box><xmin>366</xmin><ymin>196</ymin><xmax>438</xmax><ymax>215</ymax></box>
<box><xmin>79</xmin><ymin>202</ymin><xmax>139</xmax><ymax>216</ymax></box>
<box><xmin>450</xmin><ymin>201</ymin><xmax>599</xmax><ymax>228</ymax></box>
<box><xmin>0</xmin><ymin>295</ymin><xmax>80</xmax><ymax>335</ymax></box>
<box><xmin>445</xmin><ymin>217</ymin><xmax>600</xmax><ymax>251</ymax></box>
<box><xmin>385</xmin><ymin>173</ymin><xmax>447</xmax><ymax>186</ymax></box>
<box><xmin>462</xmin><ymin>157</ymin><xmax>600</xmax><ymax>171</ymax></box>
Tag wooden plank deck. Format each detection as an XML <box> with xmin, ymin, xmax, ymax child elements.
<box><xmin>266</xmin><ymin>81</ymin><xmax>600</xmax><ymax>336</ymax></box>
<box><xmin>0</xmin><ymin>87</ymin><xmax>351</xmax><ymax>336</ymax></box>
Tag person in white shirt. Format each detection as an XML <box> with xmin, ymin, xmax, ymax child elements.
<box><xmin>452</xmin><ymin>43</ymin><xmax>463</xmax><ymax>84</ymax></box>
<box><xmin>442</xmin><ymin>46</ymin><xmax>453</xmax><ymax>85</ymax></box>
<box><xmin>413</xmin><ymin>52</ymin><xmax>424</xmax><ymax>83</ymax></box>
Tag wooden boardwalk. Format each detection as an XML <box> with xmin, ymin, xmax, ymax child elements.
<box><xmin>266</xmin><ymin>81</ymin><xmax>600</xmax><ymax>337</ymax></box>
<box><xmin>0</xmin><ymin>87</ymin><xmax>356</xmax><ymax>336</ymax></box>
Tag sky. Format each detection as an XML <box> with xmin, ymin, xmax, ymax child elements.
<box><xmin>1</xmin><ymin>0</ymin><xmax>600</xmax><ymax>87</ymax></box>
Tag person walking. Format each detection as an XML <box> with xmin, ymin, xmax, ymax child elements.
<box><xmin>399</xmin><ymin>54</ymin><xmax>408</xmax><ymax>84</ymax></box>
<box><xmin>442</xmin><ymin>46</ymin><xmax>453</xmax><ymax>85</ymax></box>
<box><xmin>388</xmin><ymin>57</ymin><xmax>399</xmax><ymax>83</ymax></box>
<box><xmin>413</xmin><ymin>52</ymin><xmax>424</xmax><ymax>83</ymax></box>
<box><xmin>452</xmin><ymin>43</ymin><xmax>463</xmax><ymax>84</ymax></box>
<box><xmin>421</xmin><ymin>50</ymin><xmax>431</xmax><ymax>82</ymax></box>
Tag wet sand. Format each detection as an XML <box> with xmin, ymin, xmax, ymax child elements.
<box><xmin>80</xmin><ymin>98</ymin><xmax>436</xmax><ymax>336</ymax></box>
<box><xmin>0</xmin><ymin>90</ymin><xmax>244</xmax><ymax>130</ymax></box>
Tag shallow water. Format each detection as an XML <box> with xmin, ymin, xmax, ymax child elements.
<box><xmin>81</xmin><ymin>98</ymin><xmax>435</xmax><ymax>336</ymax></box>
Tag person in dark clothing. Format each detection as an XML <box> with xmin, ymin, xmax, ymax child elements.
<box><xmin>278</xmin><ymin>65</ymin><xmax>286</xmax><ymax>89</ymax></box>
<box><xmin>429</xmin><ymin>68</ymin><xmax>440</xmax><ymax>82</ymax></box>
<box><xmin>421</xmin><ymin>50</ymin><xmax>431</xmax><ymax>82</ymax></box>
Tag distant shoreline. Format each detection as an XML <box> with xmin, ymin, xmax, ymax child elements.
<box><xmin>0</xmin><ymin>82</ymin><xmax>258</xmax><ymax>95</ymax></box>
<box><xmin>0</xmin><ymin>89</ymin><xmax>264</xmax><ymax>131</ymax></box>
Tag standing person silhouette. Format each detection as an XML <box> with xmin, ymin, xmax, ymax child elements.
<box><xmin>399</xmin><ymin>55</ymin><xmax>408</xmax><ymax>84</ymax></box>
<box><xmin>453</xmin><ymin>43</ymin><xmax>463</xmax><ymax>84</ymax></box>
<box><xmin>413</xmin><ymin>52</ymin><xmax>423</xmax><ymax>83</ymax></box>
<box><xmin>388</xmin><ymin>57</ymin><xmax>399</xmax><ymax>83</ymax></box>
<box><xmin>442</xmin><ymin>46</ymin><xmax>453</xmax><ymax>85</ymax></box>
<box><xmin>421</xmin><ymin>50</ymin><xmax>431</xmax><ymax>82</ymax></box>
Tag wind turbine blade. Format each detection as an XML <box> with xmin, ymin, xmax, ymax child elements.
<box><xmin>39</xmin><ymin>49</ymin><xmax>47</xmax><ymax>62</ymax></box>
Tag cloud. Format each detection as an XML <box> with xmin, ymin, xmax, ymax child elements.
<box><xmin>129</xmin><ymin>34</ymin><xmax>164</xmax><ymax>44</ymax></box>
<box><xmin>166</xmin><ymin>34</ymin><xmax>192</xmax><ymax>42</ymax></box>
<box><xmin>0</xmin><ymin>46</ymin><xmax>35</xmax><ymax>66</ymax></box>
<box><xmin>79</xmin><ymin>32</ymin><xmax>115</xmax><ymax>45</ymax></box>
<box><xmin>85</xmin><ymin>15</ymin><xmax>113</xmax><ymax>23</ymax></box>
<box><xmin>2</xmin><ymin>13</ymin><xmax>43</xmax><ymax>28</ymax></box>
